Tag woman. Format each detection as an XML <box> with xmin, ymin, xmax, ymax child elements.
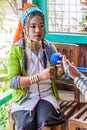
<box><xmin>8</xmin><ymin>3</ymin><xmax>66</xmax><ymax>130</ymax></box>
<box><xmin>62</xmin><ymin>55</ymin><xmax>87</xmax><ymax>102</ymax></box>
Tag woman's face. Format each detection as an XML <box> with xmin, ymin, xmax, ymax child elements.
<box><xmin>26</xmin><ymin>15</ymin><xmax>45</xmax><ymax>42</ymax></box>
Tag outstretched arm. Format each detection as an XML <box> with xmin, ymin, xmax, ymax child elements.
<box><xmin>62</xmin><ymin>55</ymin><xmax>87</xmax><ymax>101</ymax></box>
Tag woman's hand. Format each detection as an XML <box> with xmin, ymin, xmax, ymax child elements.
<box><xmin>62</xmin><ymin>55</ymin><xmax>81</xmax><ymax>79</ymax></box>
<box><xmin>38</xmin><ymin>67</ymin><xmax>55</xmax><ymax>80</ymax></box>
<box><xmin>62</xmin><ymin>55</ymin><xmax>71</xmax><ymax>71</ymax></box>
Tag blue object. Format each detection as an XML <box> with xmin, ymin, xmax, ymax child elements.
<box><xmin>77</xmin><ymin>67</ymin><xmax>87</xmax><ymax>72</ymax></box>
<box><xmin>50</xmin><ymin>53</ymin><xmax>62</xmax><ymax>65</ymax></box>
<box><xmin>21</xmin><ymin>7</ymin><xmax>44</xmax><ymax>25</ymax></box>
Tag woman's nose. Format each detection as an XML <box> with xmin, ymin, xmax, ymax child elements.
<box><xmin>35</xmin><ymin>26</ymin><xmax>40</xmax><ymax>32</ymax></box>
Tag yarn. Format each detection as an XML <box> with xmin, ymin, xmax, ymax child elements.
<box><xmin>50</xmin><ymin>53</ymin><xmax>62</xmax><ymax>65</ymax></box>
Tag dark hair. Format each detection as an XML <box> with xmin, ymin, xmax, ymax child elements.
<box><xmin>42</xmin><ymin>39</ymin><xmax>47</xmax><ymax>68</ymax></box>
<box><xmin>22</xmin><ymin>31</ymin><xmax>27</xmax><ymax>71</ymax></box>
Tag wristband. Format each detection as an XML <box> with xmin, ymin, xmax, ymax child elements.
<box><xmin>28</xmin><ymin>75</ymin><xmax>39</xmax><ymax>84</ymax></box>
<box><xmin>65</xmin><ymin>68</ymin><xmax>71</xmax><ymax>78</ymax></box>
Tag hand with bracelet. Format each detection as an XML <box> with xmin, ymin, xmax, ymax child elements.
<box><xmin>20</xmin><ymin>66</ymin><xmax>55</xmax><ymax>87</ymax></box>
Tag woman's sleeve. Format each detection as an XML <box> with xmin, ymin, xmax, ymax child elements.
<box><xmin>8</xmin><ymin>46</ymin><xmax>21</xmax><ymax>89</ymax></box>
<box><xmin>74</xmin><ymin>74</ymin><xmax>87</xmax><ymax>101</ymax></box>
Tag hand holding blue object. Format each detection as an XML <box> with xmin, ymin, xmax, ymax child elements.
<box><xmin>51</xmin><ymin>53</ymin><xmax>87</xmax><ymax>74</ymax></box>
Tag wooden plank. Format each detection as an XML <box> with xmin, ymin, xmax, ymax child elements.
<box><xmin>70</xmin><ymin>105</ymin><xmax>87</xmax><ymax>119</ymax></box>
<box><xmin>79</xmin><ymin>45</ymin><xmax>87</xmax><ymax>76</ymax></box>
<box><xmin>79</xmin><ymin>111</ymin><xmax>87</xmax><ymax>121</ymax></box>
<box><xmin>60</xmin><ymin>100</ymin><xmax>78</xmax><ymax>118</ymax></box>
<box><xmin>63</xmin><ymin>102</ymin><xmax>78</xmax><ymax>115</ymax></box>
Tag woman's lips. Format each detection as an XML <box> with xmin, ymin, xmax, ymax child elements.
<box><xmin>34</xmin><ymin>35</ymin><xmax>41</xmax><ymax>38</ymax></box>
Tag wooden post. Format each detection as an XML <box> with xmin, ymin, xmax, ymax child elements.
<box><xmin>16</xmin><ymin>0</ymin><xmax>22</xmax><ymax>19</ymax></box>
<box><xmin>16</xmin><ymin>0</ymin><xmax>33</xmax><ymax>19</ymax></box>
<box><xmin>22</xmin><ymin>0</ymin><xmax>27</xmax><ymax>7</ymax></box>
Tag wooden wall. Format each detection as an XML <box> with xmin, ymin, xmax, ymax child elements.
<box><xmin>79</xmin><ymin>45</ymin><xmax>87</xmax><ymax>76</ymax></box>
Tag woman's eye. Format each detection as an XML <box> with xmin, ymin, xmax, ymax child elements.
<box><xmin>40</xmin><ymin>24</ymin><xmax>44</xmax><ymax>28</ymax></box>
<box><xmin>29</xmin><ymin>24</ymin><xmax>45</xmax><ymax>30</ymax></box>
<box><xmin>30</xmin><ymin>26</ymin><xmax>36</xmax><ymax>29</ymax></box>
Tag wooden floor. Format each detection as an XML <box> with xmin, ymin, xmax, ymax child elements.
<box><xmin>59</xmin><ymin>90</ymin><xmax>85</xmax><ymax>102</ymax></box>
